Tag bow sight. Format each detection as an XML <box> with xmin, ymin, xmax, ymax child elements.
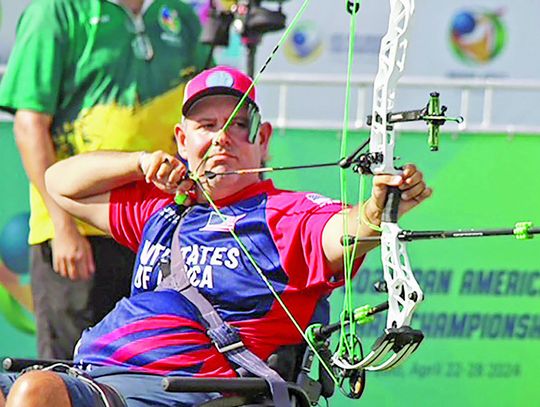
<box><xmin>201</xmin><ymin>0</ymin><xmax>288</xmax><ymax>76</ymax></box>
<box><xmin>366</xmin><ymin>92</ymin><xmax>464</xmax><ymax>152</ymax></box>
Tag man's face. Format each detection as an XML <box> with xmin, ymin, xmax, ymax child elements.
<box><xmin>175</xmin><ymin>95</ymin><xmax>271</xmax><ymax>196</ymax></box>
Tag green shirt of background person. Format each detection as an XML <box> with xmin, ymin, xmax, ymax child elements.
<box><xmin>0</xmin><ymin>0</ymin><xmax>210</xmax><ymax>244</ymax></box>
<box><xmin>0</xmin><ymin>0</ymin><xmax>210</xmax><ymax>358</ymax></box>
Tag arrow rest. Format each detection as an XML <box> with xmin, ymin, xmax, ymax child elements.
<box><xmin>339</xmin><ymin>149</ymin><xmax>383</xmax><ymax>175</ymax></box>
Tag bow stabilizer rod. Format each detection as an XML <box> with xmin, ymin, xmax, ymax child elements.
<box><xmin>341</xmin><ymin>222</ymin><xmax>540</xmax><ymax>244</ymax></box>
<box><xmin>308</xmin><ymin>302</ymin><xmax>389</xmax><ymax>341</ymax></box>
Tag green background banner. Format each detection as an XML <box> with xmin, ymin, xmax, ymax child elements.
<box><xmin>269</xmin><ymin>129</ymin><xmax>540</xmax><ymax>407</ymax></box>
<box><xmin>0</xmin><ymin>122</ymin><xmax>35</xmax><ymax>359</ymax></box>
<box><xmin>1</xmin><ymin>122</ymin><xmax>539</xmax><ymax>405</ymax></box>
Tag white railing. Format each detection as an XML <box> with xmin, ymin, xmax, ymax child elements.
<box><xmin>2</xmin><ymin>64</ymin><xmax>540</xmax><ymax>135</ymax></box>
<box><xmin>258</xmin><ymin>74</ymin><xmax>540</xmax><ymax>135</ymax></box>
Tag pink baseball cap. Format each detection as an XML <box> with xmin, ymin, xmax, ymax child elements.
<box><xmin>182</xmin><ymin>66</ymin><xmax>258</xmax><ymax>116</ymax></box>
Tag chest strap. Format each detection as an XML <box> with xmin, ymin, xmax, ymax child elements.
<box><xmin>156</xmin><ymin>210</ymin><xmax>291</xmax><ymax>407</ymax></box>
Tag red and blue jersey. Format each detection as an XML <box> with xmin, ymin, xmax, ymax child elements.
<box><xmin>75</xmin><ymin>180</ymin><xmax>351</xmax><ymax>377</ymax></box>
<box><xmin>74</xmin><ymin>290</ymin><xmax>236</xmax><ymax>377</ymax></box>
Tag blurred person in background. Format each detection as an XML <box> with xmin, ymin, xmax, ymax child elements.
<box><xmin>0</xmin><ymin>0</ymin><xmax>210</xmax><ymax>360</ymax></box>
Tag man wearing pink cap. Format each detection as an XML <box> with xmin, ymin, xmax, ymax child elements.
<box><xmin>0</xmin><ymin>66</ymin><xmax>431</xmax><ymax>407</ymax></box>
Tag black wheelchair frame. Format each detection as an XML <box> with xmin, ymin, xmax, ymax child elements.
<box><xmin>2</xmin><ymin>342</ymin><xmax>334</xmax><ymax>407</ymax></box>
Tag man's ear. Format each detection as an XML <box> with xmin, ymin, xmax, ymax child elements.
<box><xmin>175</xmin><ymin>123</ymin><xmax>188</xmax><ymax>159</ymax></box>
<box><xmin>258</xmin><ymin>122</ymin><xmax>273</xmax><ymax>160</ymax></box>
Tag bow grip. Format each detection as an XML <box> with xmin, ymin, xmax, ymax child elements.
<box><xmin>382</xmin><ymin>185</ymin><xmax>401</xmax><ymax>223</ymax></box>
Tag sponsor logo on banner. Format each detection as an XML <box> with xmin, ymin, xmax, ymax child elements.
<box><xmin>450</xmin><ymin>9</ymin><xmax>507</xmax><ymax>65</ymax></box>
<box><xmin>159</xmin><ymin>6</ymin><xmax>181</xmax><ymax>34</ymax></box>
<box><xmin>284</xmin><ymin>21</ymin><xmax>323</xmax><ymax>63</ymax></box>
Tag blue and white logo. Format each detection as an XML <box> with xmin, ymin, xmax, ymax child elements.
<box><xmin>306</xmin><ymin>193</ymin><xmax>338</xmax><ymax>207</ymax></box>
<box><xmin>284</xmin><ymin>21</ymin><xmax>323</xmax><ymax>63</ymax></box>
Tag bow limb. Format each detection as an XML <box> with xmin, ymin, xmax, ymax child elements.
<box><xmin>369</xmin><ymin>0</ymin><xmax>416</xmax><ymax>175</ymax></box>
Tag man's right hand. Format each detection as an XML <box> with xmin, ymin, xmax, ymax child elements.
<box><xmin>138</xmin><ymin>151</ymin><xmax>194</xmax><ymax>195</ymax></box>
<box><xmin>51</xmin><ymin>222</ymin><xmax>95</xmax><ymax>281</ymax></box>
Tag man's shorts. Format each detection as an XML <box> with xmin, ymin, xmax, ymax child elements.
<box><xmin>0</xmin><ymin>367</ymin><xmax>218</xmax><ymax>407</ymax></box>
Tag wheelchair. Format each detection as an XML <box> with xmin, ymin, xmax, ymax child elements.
<box><xmin>2</xmin><ymin>298</ymin><xmax>417</xmax><ymax>406</ymax></box>
<box><xmin>2</xmin><ymin>341</ymin><xmax>334</xmax><ymax>407</ymax></box>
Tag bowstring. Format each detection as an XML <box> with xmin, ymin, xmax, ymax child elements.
<box><xmin>337</xmin><ymin>0</ymin><xmax>364</xmax><ymax>365</ymax></box>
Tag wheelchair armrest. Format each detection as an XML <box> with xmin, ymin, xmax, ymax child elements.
<box><xmin>2</xmin><ymin>357</ymin><xmax>74</xmax><ymax>372</ymax></box>
<box><xmin>162</xmin><ymin>377</ymin><xmax>312</xmax><ymax>407</ymax></box>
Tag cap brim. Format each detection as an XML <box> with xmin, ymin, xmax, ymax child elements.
<box><xmin>182</xmin><ymin>87</ymin><xmax>257</xmax><ymax>116</ymax></box>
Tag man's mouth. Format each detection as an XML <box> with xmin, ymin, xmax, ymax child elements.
<box><xmin>209</xmin><ymin>152</ymin><xmax>235</xmax><ymax>161</ymax></box>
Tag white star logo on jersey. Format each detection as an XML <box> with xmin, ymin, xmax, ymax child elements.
<box><xmin>306</xmin><ymin>193</ymin><xmax>339</xmax><ymax>207</ymax></box>
<box><xmin>200</xmin><ymin>213</ymin><xmax>246</xmax><ymax>233</ymax></box>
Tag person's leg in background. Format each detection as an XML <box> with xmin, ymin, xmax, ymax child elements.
<box><xmin>30</xmin><ymin>237</ymin><xmax>135</xmax><ymax>359</ymax></box>
<box><xmin>88</xmin><ymin>237</ymin><xmax>136</xmax><ymax>324</ymax></box>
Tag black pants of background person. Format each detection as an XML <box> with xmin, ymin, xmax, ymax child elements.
<box><xmin>30</xmin><ymin>236</ymin><xmax>135</xmax><ymax>359</ymax></box>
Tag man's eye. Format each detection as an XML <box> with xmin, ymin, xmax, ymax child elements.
<box><xmin>198</xmin><ymin>123</ymin><xmax>215</xmax><ymax>130</ymax></box>
<box><xmin>232</xmin><ymin>121</ymin><xmax>248</xmax><ymax>129</ymax></box>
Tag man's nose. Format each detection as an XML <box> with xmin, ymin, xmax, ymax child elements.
<box><xmin>212</xmin><ymin>128</ymin><xmax>233</xmax><ymax>147</ymax></box>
